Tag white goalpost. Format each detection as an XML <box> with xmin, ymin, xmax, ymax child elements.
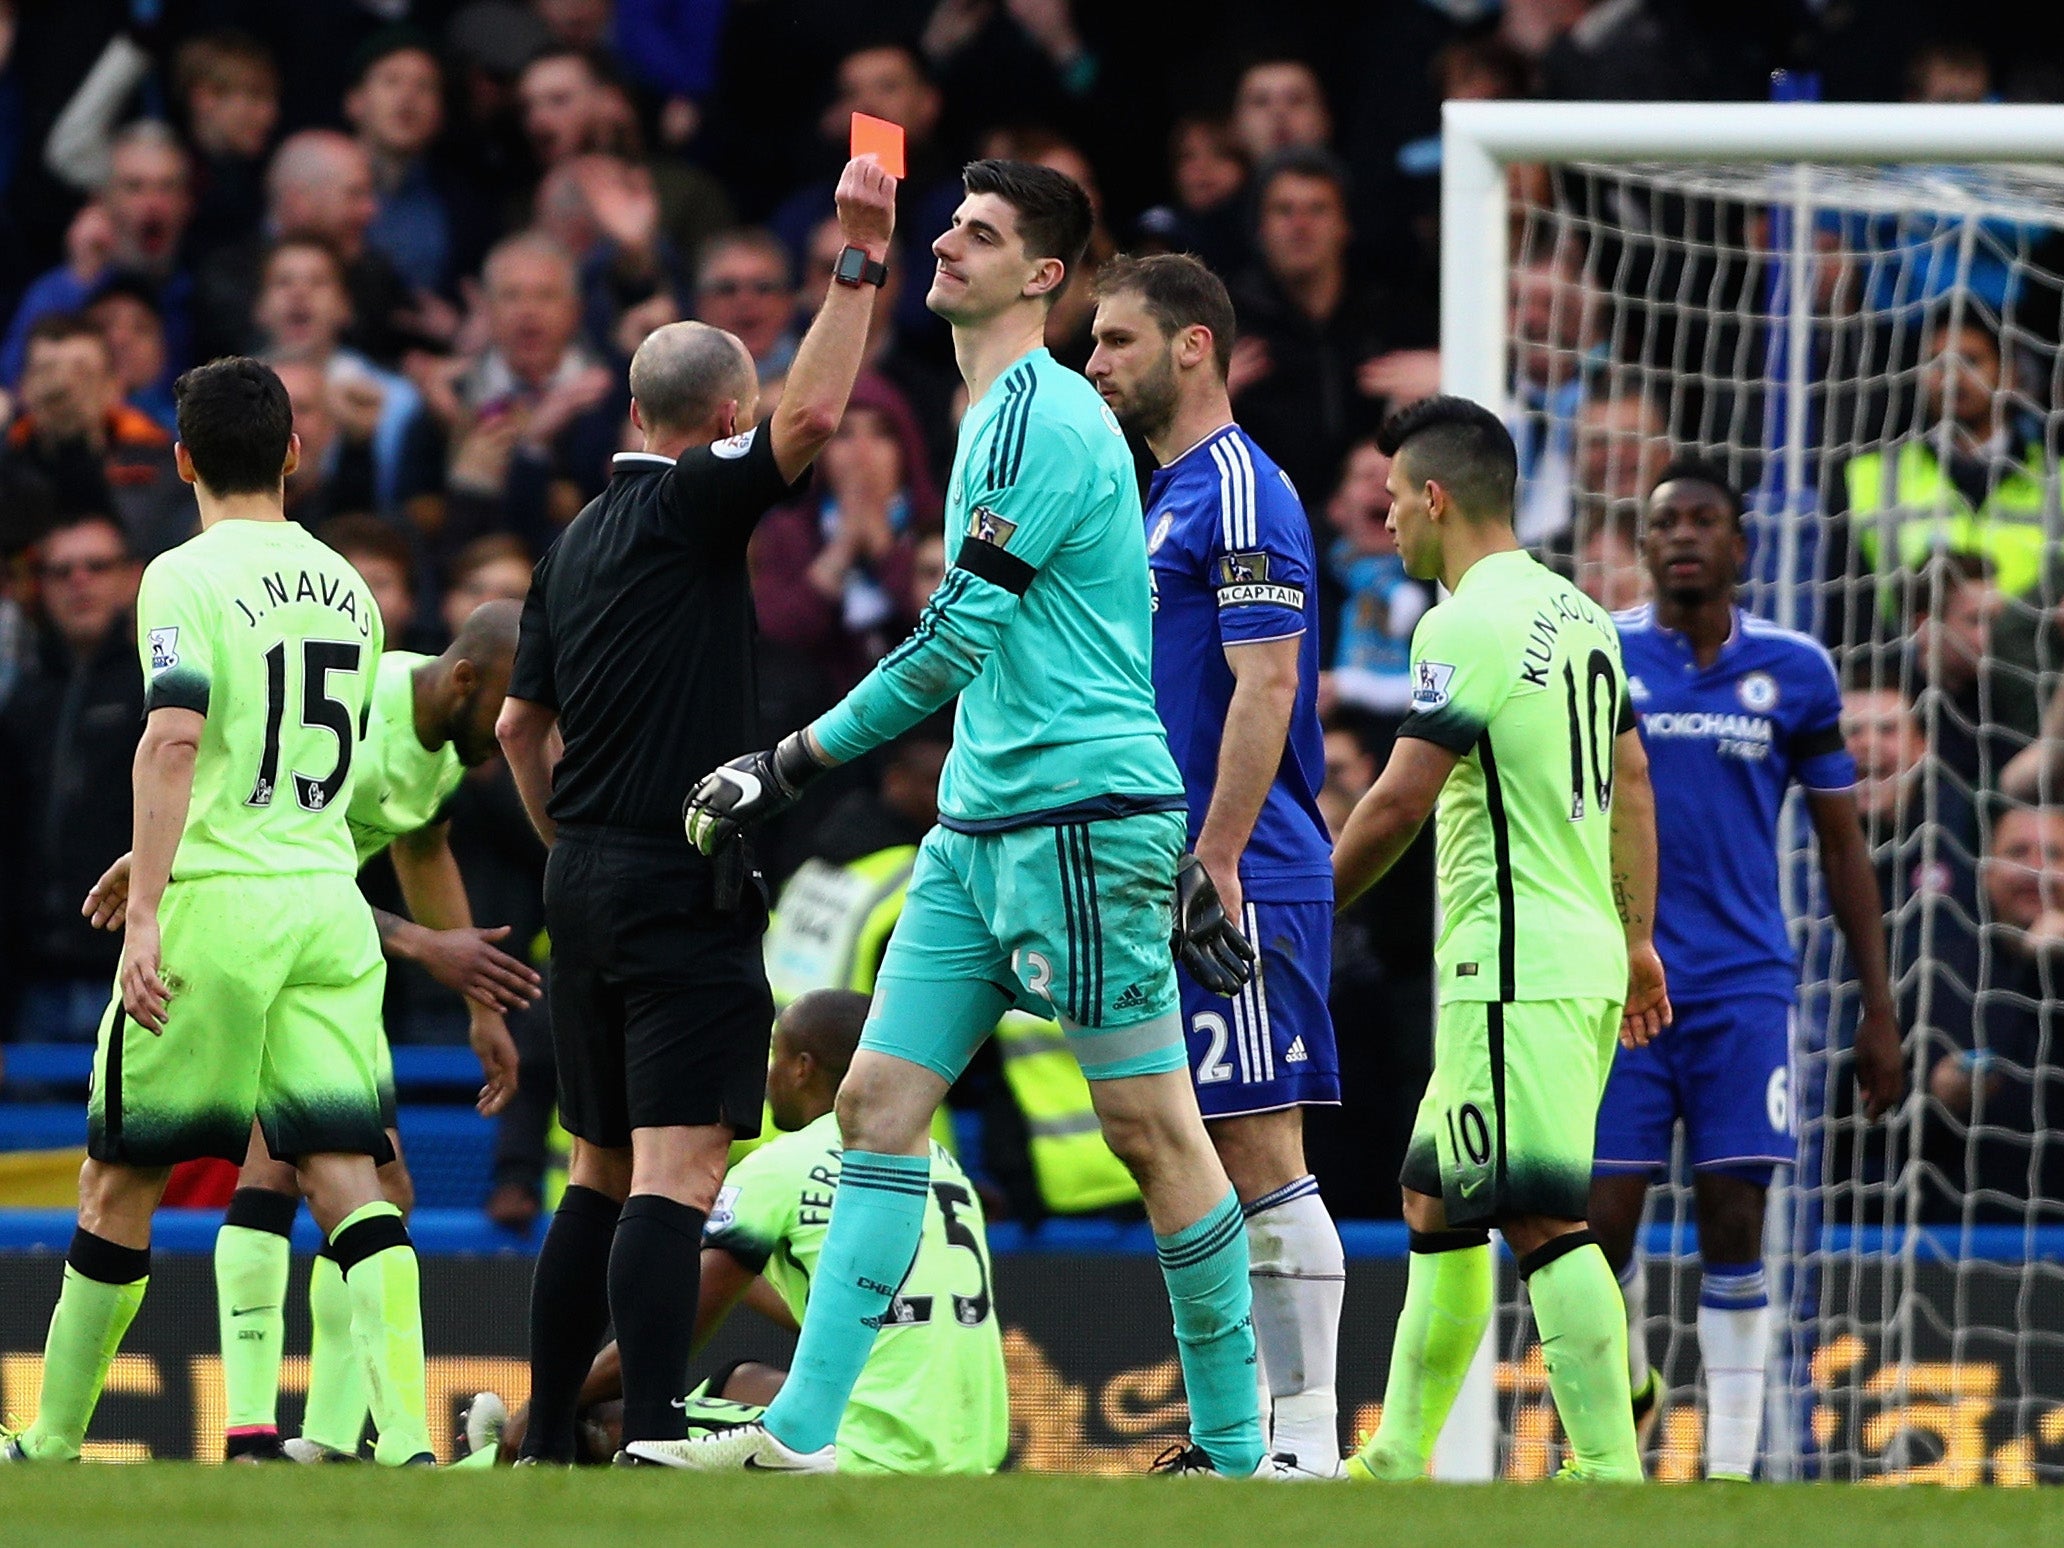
<box><xmin>1433</xmin><ymin>100</ymin><xmax>2064</xmax><ymax>1484</ymax></box>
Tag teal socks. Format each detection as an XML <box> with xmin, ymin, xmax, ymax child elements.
<box><xmin>1157</xmin><ymin>1190</ymin><xmax>1266</xmax><ymax>1476</ymax></box>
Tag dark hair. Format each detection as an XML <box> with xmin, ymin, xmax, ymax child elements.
<box><xmin>1924</xmin><ymin>304</ymin><xmax>2001</xmax><ymax>356</ymax></box>
<box><xmin>26</xmin><ymin>312</ymin><xmax>110</xmax><ymax>356</ymax></box>
<box><xmin>43</xmin><ymin>510</ymin><xmax>133</xmax><ymax>557</ymax></box>
<box><xmin>1095</xmin><ymin>252</ymin><xmax>1238</xmax><ymax>379</ymax></box>
<box><xmin>1650</xmin><ymin>455</ymin><xmax>1745</xmax><ymax>529</ymax></box>
<box><xmin>173</xmin><ymin>29</ymin><xmax>278</xmax><ymax>98</ymax></box>
<box><xmin>1431</xmin><ymin>35</ymin><xmax>1531</xmax><ymax>99</ymax></box>
<box><xmin>1252</xmin><ymin>144</ymin><xmax>1351</xmax><ymax>209</ymax></box>
<box><xmin>174</xmin><ymin>357</ymin><xmax>294</xmax><ymax>496</ymax></box>
<box><xmin>522</xmin><ymin>42</ymin><xmax>617</xmax><ymax>89</ymax></box>
<box><xmin>348</xmin><ymin>23</ymin><xmax>441</xmax><ymax>91</ymax></box>
<box><xmin>1903</xmin><ymin>549</ymin><xmax>1996</xmax><ymax>622</ymax></box>
<box><xmin>263</xmin><ymin>234</ymin><xmax>348</xmax><ymax>287</ymax></box>
<box><xmin>1840</xmin><ymin>645</ymin><xmax>1915</xmax><ymax>703</ymax></box>
<box><xmin>1376</xmin><ymin>394</ymin><xmax>1517</xmax><ymax>521</ymax></box>
<box><xmin>317</xmin><ymin>513</ymin><xmax>414</xmax><ymax>582</ymax></box>
<box><xmin>447</xmin><ymin>532</ymin><xmax>532</xmax><ymax>591</ymax></box>
<box><xmin>961</xmin><ymin>158</ymin><xmax>1094</xmax><ymax>298</ymax></box>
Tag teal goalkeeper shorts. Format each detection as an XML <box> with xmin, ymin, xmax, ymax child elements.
<box><xmin>860</xmin><ymin>812</ymin><xmax>1188</xmax><ymax>1084</ymax></box>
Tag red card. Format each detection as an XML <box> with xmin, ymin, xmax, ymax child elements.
<box><xmin>850</xmin><ymin>112</ymin><xmax>906</xmax><ymax>178</ymax></box>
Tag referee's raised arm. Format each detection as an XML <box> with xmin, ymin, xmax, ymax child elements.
<box><xmin>766</xmin><ymin>155</ymin><xmax>898</xmax><ymax>483</ymax></box>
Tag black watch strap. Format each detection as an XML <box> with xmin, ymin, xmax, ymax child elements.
<box><xmin>833</xmin><ymin>244</ymin><xmax>889</xmax><ymax>288</ymax></box>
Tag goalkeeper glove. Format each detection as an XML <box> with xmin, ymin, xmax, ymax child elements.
<box><xmin>683</xmin><ymin>731</ymin><xmax>828</xmax><ymax>854</ymax></box>
<box><xmin>1172</xmin><ymin>852</ymin><xmax>1254</xmax><ymax>996</ymax></box>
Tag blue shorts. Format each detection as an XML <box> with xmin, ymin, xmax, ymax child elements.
<box><xmin>1180</xmin><ymin>897</ymin><xmax>1340</xmax><ymax>1119</ymax></box>
<box><xmin>1593</xmin><ymin>991</ymin><xmax>1793</xmax><ymax>1177</ymax></box>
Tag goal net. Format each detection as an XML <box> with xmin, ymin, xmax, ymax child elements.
<box><xmin>1447</xmin><ymin>103</ymin><xmax>2064</xmax><ymax>1484</ymax></box>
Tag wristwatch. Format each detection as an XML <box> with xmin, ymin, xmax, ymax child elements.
<box><xmin>833</xmin><ymin>244</ymin><xmax>890</xmax><ymax>289</ymax></box>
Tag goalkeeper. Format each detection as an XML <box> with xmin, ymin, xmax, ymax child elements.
<box><xmin>669</xmin><ymin>160</ymin><xmax>1268</xmax><ymax>1477</ymax></box>
<box><xmin>459</xmin><ymin>990</ymin><xmax>1006</xmax><ymax>1474</ymax></box>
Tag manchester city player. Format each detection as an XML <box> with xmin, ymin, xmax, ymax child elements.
<box><xmin>1596</xmin><ymin>460</ymin><xmax>1904</xmax><ymax>1479</ymax></box>
<box><xmin>671</xmin><ymin>161</ymin><xmax>1268</xmax><ymax>1477</ymax></box>
<box><xmin>1087</xmin><ymin>253</ymin><xmax>1344</xmax><ymax>1477</ymax></box>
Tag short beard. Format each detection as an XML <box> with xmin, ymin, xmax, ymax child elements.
<box><xmin>1117</xmin><ymin>356</ymin><xmax>1181</xmax><ymax>444</ymax></box>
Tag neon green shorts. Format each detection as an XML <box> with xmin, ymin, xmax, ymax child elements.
<box><xmin>860</xmin><ymin>813</ymin><xmax>1188</xmax><ymax>1084</ymax></box>
<box><xmin>1400</xmin><ymin>997</ymin><xmax>1620</xmax><ymax>1227</ymax></box>
<box><xmin>88</xmin><ymin>872</ymin><xmax>390</xmax><ymax>1167</ymax></box>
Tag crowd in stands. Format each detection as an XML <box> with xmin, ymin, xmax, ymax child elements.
<box><xmin>2</xmin><ymin>0</ymin><xmax>2063</xmax><ymax>1226</ymax></box>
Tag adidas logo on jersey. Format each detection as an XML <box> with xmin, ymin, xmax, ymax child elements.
<box><xmin>1284</xmin><ymin>1036</ymin><xmax>1308</xmax><ymax>1064</ymax></box>
<box><xmin>1112</xmin><ymin>982</ymin><xmax>1150</xmax><ymax>1013</ymax></box>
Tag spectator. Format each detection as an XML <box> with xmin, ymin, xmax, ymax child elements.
<box><xmin>1507</xmin><ymin>231</ymin><xmax>1608</xmax><ymax>547</ymax></box>
<box><xmin>1318</xmin><ymin>437</ymin><xmax>1429</xmax><ymax>722</ymax></box>
<box><xmin>317</xmin><ymin>512</ymin><xmax>422</xmax><ymax>647</ymax></box>
<box><xmin>1567</xmin><ymin>384</ymin><xmax>1670</xmax><ymax>562</ymax></box>
<box><xmin>1229</xmin><ymin>147</ymin><xmax>1405</xmax><ymax>506</ymax></box>
<box><xmin>1575</xmin><ymin>506</ymin><xmax>1651</xmax><ymax>612</ymax></box>
<box><xmin>1928</xmin><ymin>804</ymin><xmax>2064</xmax><ymax>1219</ymax></box>
<box><xmin>1132</xmin><ymin>114</ymin><xmax>1250</xmax><ymax>276</ymax></box>
<box><xmin>918</xmin><ymin>0</ymin><xmax>1108</xmax><ymax>142</ymax></box>
<box><xmin>538</xmin><ymin>154</ymin><xmax>685</xmax><ymax>360</ymax></box>
<box><xmin>515</xmin><ymin>45</ymin><xmax>733</xmax><ymax>266</ymax></box>
<box><xmin>2</xmin><ymin>123</ymin><xmax>195</xmax><ymax>388</ymax></box>
<box><xmin>1825</xmin><ymin>311</ymin><xmax>2051</xmax><ymax>650</ymax></box>
<box><xmin>85</xmin><ymin>276</ymin><xmax>174</xmax><ymax>431</ymax></box>
<box><xmin>441</xmin><ymin>532</ymin><xmax>533</xmax><ymax>641</ymax></box>
<box><xmin>0</xmin><ymin>314</ymin><xmax>193</xmax><ymax>557</ymax></box>
<box><xmin>768</xmin><ymin>44</ymin><xmax>962</xmax><ymax>320</ymax></box>
<box><xmin>1906</xmin><ymin>38</ymin><xmax>1994</xmax><ymax>104</ymax></box>
<box><xmin>440</xmin><ymin>235</ymin><xmax>621</xmax><ymax>555</ymax></box>
<box><xmin>173</xmin><ymin>31</ymin><xmax>280</xmax><ymax>263</ymax></box>
<box><xmin>693</xmin><ymin>229</ymin><xmax>799</xmax><ymax>384</ymax></box>
<box><xmin>194</xmin><ymin>129</ymin><xmax>416</xmax><ymax>366</ymax></box>
<box><xmin>0</xmin><ymin>513</ymin><xmax>143</xmax><ymax>1043</ymax></box>
<box><xmin>1229</xmin><ymin>57</ymin><xmax>1333</xmax><ymax>164</ymax></box>
<box><xmin>254</xmin><ymin>237</ymin><xmax>438</xmax><ymax>517</ymax></box>
<box><xmin>1904</xmin><ymin>552</ymin><xmax>2038</xmax><ymax>795</ymax></box>
<box><xmin>750</xmin><ymin>376</ymin><xmax>939</xmax><ymax>729</ymax></box>
<box><xmin>345</xmin><ymin>29</ymin><xmax>483</xmax><ymax>297</ymax></box>
<box><xmin>797</xmin><ymin>214</ymin><xmax>954</xmax><ymax>476</ymax></box>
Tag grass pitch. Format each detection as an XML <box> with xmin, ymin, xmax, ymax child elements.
<box><xmin>1</xmin><ymin>1467</ymin><xmax>2058</xmax><ymax>1548</ymax></box>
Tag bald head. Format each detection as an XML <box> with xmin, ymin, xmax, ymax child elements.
<box><xmin>267</xmin><ymin>131</ymin><xmax>376</xmax><ymax>258</ymax></box>
<box><xmin>778</xmin><ymin>990</ymin><xmax>868</xmax><ymax>1082</ymax></box>
<box><xmin>449</xmin><ymin>597</ymin><xmax>522</xmax><ymax>671</ymax></box>
<box><xmin>629</xmin><ymin>320</ymin><xmax>756</xmax><ymax>442</ymax></box>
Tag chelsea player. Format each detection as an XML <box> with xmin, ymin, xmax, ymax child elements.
<box><xmin>671</xmin><ymin>162</ymin><xmax>1268</xmax><ymax>1477</ymax></box>
<box><xmin>1595</xmin><ymin>461</ymin><xmax>1904</xmax><ymax>1478</ymax></box>
<box><xmin>1087</xmin><ymin>252</ymin><xmax>1345</xmax><ymax>1477</ymax></box>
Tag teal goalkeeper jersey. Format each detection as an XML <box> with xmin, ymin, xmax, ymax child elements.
<box><xmin>704</xmin><ymin>1114</ymin><xmax>1008</xmax><ymax>1475</ymax></box>
<box><xmin>813</xmin><ymin>348</ymin><xmax>1182</xmax><ymax>829</ymax></box>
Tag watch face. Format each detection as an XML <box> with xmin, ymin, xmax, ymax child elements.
<box><xmin>835</xmin><ymin>246</ymin><xmax>867</xmax><ymax>283</ymax></box>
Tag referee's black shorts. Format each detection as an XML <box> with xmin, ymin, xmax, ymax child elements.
<box><xmin>543</xmin><ymin>825</ymin><xmax>773</xmax><ymax>1146</ymax></box>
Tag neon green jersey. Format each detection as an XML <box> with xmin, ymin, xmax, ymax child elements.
<box><xmin>346</xmin><ymin>651</ymin><xmax>465</xmax><ymax>867</ymax></box>
<box><xmin>705</xmin><ymin>1113</ymin><xmax>1008</xmax><ymax>1475</ymax></box>
<box><xmin>138</xmin><ymin>519</ymin><xmax>383</xmax><ymax>880</ymax></box>
<box><xmin>1397</xmin><ymin>549</ymin><xmax>1632</xmax><ymax>1004</ymax></box>
<box><xmin>813</xmin><ymin>347</ymin><xmax>1182</xmax><ymax>830</ymax></box>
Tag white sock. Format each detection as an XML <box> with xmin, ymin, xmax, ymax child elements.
<box><xmin>1617</xmin><ymin>1251</ymin><xmax>1650</xmax><ymax>1390</ymax></box>
<box><xmin>1243</xmin><ymin>1177</ymin><xmax>1344</xmax><ymax>1470</ymax></box>
<box><xmin>1698</xmin><ymin>1262</ymin><xmax>1771</xmax><ymax>1479</ymax></box>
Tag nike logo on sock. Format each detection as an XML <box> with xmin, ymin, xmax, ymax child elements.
<box><xmin>230</xmin><ymin>1305</ymin><xmax>277</xmax><ymax>1317</ymax></box>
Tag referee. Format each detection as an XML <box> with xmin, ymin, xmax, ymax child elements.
<box><xmin>497</xmin><ymin>154</ymin><xmax>896</xmax><ymax>1465</ymax></box>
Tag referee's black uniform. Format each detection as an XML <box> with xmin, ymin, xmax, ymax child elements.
<box><xmin>508</xmin><ymin>426</ymin><xmax>798</xmax><ymax>1146</ymax></box>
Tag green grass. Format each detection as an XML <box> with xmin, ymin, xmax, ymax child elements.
<box><xmin>1</xmin><ymin>1468</ymin><xmax>2059</xmax><ymax>1548</ymax></box>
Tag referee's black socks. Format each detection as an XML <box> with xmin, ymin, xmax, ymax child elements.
<box><xmin>521</xmin><ymin>1185</ymin><xmax>621</xmax><ymax>1462</ymax></box>
<box><xmin>610</xmin><ymin>1194</ymin><xmax>708</xmax><ymax>1443</ymax></box>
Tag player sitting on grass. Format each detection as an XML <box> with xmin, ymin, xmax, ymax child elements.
<box><xmin>84</xmin><ymin>599</ymin><xmax>540</xmax><ymax>1462</ymax></box>
<box><xmin>4</xmin><ymin>359</ymin><xmax>433</xmax><ymax>1466</ymax></box>
<box><xmin>455</xmin><ymin>989</ymin><xmax>1006</xmax><ymax>1474</ymax></box>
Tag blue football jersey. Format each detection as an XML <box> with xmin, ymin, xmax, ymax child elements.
<box><xmin>1618</xmin><ymin>604</ymin><xmax>1856</xmax><ymax>1002</ymax></box>
<box><xmin>1146</xmin><ymin>425</ymin><xmax>1331</xmax><ymax>902</ymax></box>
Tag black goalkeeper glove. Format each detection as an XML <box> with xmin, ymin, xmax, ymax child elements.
<box><xmin>683</xmin><ymin>731</ymin><xmax>829</xmax><ymax>855</ymax></box>
<box><xmin>1172</xmin><ymin>852</ymin><xmax>1254</xmax><ymax>996</ymax></box>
